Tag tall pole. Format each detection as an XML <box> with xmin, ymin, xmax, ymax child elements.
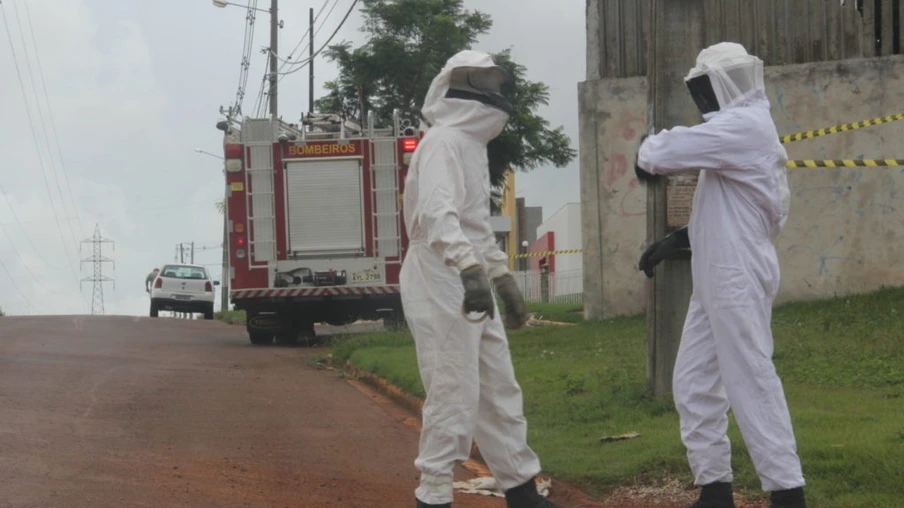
<box><xmin>645</xmin><ymin>0</ymin><xmax>702</xmax><ymax>396</ymax></box>
<box><xmin>309</xmin><ymin>7</ymin><xmax>315</xmax><ymax>114</ymax></box>
<box><xmin>268</xmin><ymin>0</ymin><xmax>279</xmax><ymax>118</ymax></box>
<box><xmin>191</xmin><ymin>242</ymin><xmax>195</xmax><ymax>264</ymax></box>
<box><xmin>221</xmin><ymin>183</ymin><xmax>229</xmax><ymax>313</ymax></box>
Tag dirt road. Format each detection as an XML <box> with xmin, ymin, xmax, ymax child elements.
<box><xmin>0</xmin><ymin>316</ymin><xmax>511</xmax><ymax>508</ymax></box>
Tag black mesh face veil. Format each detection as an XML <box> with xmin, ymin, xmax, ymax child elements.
<box><xmin>686</xmin><ymin>74</ymin><xmax>721</xmax><ymax>115</ymax></box>
<box><xmin>445</xmin><ymin>65</ymin><xmax>515</xmax><ymax>115</ymax></box>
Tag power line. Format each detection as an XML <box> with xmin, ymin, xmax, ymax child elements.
<box><xmin>275</xmin><ymin>0</ymin><xmax>359</xmax><ymax>77</ymax></box>
<box><xmin>276</xmin><ymin>0</ymin><xmax>332</xmax><ymax>72</ymax></box>
<box><xmin>0</xmin><ymin>198</ymin><xmax>222</xmax><ymax>228</ymax></box>
<box><xmin>0</xmin><ymin>253</ymin><xmax>35</xmax><ymax>313</ymax></box>
<box><xmin>21</xmin><ymin>0</ymin><xmax>84</xmax><ymax>239</ymax></box>
<box><xmin>8</xmin><ymin>1</ymin><xmax>81</xmax><ymax>252</ymax></box>
<box><xmin>0</xmin><ymin>3</ymin><xmax>81</xmax><ymax>287</ymax></box>
<box><xmin>0</xmin><ymin>184</ymin><xmax>63</xmax><ymax>270</ymax></box>
<box><xmin>0</xmin><ymin>223</ymin><xmax>51</xmax><ymax>293</ymax></box>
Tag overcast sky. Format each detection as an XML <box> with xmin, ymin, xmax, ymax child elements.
<box><xmin>0</xmin><ymin>0</ymin><xmax>585</xmax><ymax>316</ymax></box>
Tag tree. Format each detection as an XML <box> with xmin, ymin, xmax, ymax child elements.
<box><xmin>316</xmin><ymin>0</ymin><xmax>576</xmax><ymax>191</ymax></box>
<box><xmin>0</xmin><ymin>306</ymin><xmax>5</xmax><ymax>317</ymax></box>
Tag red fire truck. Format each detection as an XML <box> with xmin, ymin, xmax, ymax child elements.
<box><xmin>218</xmin><ymin>111</ymin><xmax>417</xmax><ymax>345</ymax></box>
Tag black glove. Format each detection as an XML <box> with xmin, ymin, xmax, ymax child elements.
<box><xmin>460</xmin><ymin>265</ymin><xmax>495</xmax><ymax>320</ymax></box>
<box><xmin>493</xmin><ymin>273</ymin><xmax>529</xmax><ymax>330</ymax></box>
<box><xmin>638</xmin><ymin>227</ymin><xmax>690</xmax><ymax>278</ymax></box>
<box><xmin>634</xmin><ymin>134</ymin><xmax>661</xmax><ymax>185</ymax></box>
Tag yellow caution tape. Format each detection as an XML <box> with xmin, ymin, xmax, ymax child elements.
<box><xmin>780</xmin><ymin>113</ymin><xmax>904</xmax><ymax>144</ymax></box>
<box><xmin>787</xmin><ymin>159</ymin><xmax>904</xmax><ymax>168</ymax></box>
<box><xmin>509</xmin><ymin>249</ymin><xmax>583</xmax><ymax>259</ymax></box>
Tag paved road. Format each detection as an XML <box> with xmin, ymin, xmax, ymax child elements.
<box><xmin>0</xmin><ymin>316</ymin><xmax>510</xmax><ymax>508</ymax></box>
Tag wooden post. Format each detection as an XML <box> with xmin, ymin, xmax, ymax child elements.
<box><xmin>645</xmin><ymin>0</ymin><xmax>705</xmax><ymax>396</ymax></box>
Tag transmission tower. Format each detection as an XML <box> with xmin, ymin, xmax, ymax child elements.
<box><xmin>80</xmin><ymin>223</ymin><xmax>115</xmax><ymax>315</ymax></box>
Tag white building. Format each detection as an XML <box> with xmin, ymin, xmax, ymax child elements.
<box><xmin>536</xmin><ymin>202</ymin><xmax>582</xmax><ymax>273</ymax></box>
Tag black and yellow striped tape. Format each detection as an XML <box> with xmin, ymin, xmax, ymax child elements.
<box><xmin>786</xmin><ymin>159</ymin><xmax>904</xmax><ymax>168</ymax></box>
<box><xmin>509</xmin><ymin>249</ymin><xmax>583</xmax><ymax>259</ymax></box>
<box><xmin>780</xmin><ymin>113</ymin><xmax>904</xmax><ymax>144</ymax></box>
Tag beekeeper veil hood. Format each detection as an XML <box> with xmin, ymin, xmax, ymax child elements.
<box><xmin>420</xmin><ymin>50</ymin><xmax>514</xmax><ymax>142</ymax></box>
<box><xmin>684</xmin><ymin>42</ymin><xmax>765</xmax><ymax>116</ymax></box>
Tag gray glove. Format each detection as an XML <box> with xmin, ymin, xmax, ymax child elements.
<box><xmin>460</xmin><ymin>265</ymin><xmax>495</xmax><ymax>320</ymax></box>
<box><xmin>493</xmin><ymin>273</ymin><xmax>529</xmax><ymax>330</ymax></box>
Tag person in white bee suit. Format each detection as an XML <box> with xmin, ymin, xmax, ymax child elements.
<box><xmin>634</xmin><ymin>42</ymin><xmax>807</xmax><ymax>508</ymax></box>
<box><xmin>400</xmin><ymin>50</ymin><xmax>576</xmax><ymax>508</ymax></box>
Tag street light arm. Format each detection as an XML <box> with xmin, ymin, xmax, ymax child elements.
<box><xmin>212</xmin><ymin>0</ymin><xmax>270</xmax><ymax>14</ymax></box>
<box><xmin>194</xmin><ymin>149</ymin><xmax>224</xmax><ymax>160</ymax></box>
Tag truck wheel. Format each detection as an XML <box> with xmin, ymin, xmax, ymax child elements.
<box><xmin>150</xmin><ymin>301</ymin><xmax>159</xmax><ymax>318</ymax></box>
<box><xmin>204</xmin><ymin>304</ymin><xmax>215</xmax><ymax>320</ymax></box>
<box><xmin>298</xmin><ymin>325</ymin><xmax>317</xmax><ymax>347</ymax></box>
<box><xmin>248</xmin><ymin>332</ymin><xmax>273</xmax><ymax>345</ymax></box>
<box><xmin>274</xmin><ymin>330</ymin><xmax>298</xmax><ymax>346</ymax></box>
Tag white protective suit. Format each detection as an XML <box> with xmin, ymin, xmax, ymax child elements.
<box><xmin>400</xmin><ymin>50</ymin><xmax>542</xmax><ymax>505</ymax></box>
<box><xmin>637</xmin><ymin>43</ymin><xmax>804</xmax><ymax>492</ymax></box>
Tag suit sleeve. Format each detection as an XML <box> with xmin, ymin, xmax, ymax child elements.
<box><xmin>415</xmin><ymin>140</ymin><xmax>480</xmax><ymax>271</ymax></box>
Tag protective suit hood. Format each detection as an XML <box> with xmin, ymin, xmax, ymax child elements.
<box><xmin>420</xmin><ymin>50</ymin><xmax>510</xmax><ymax>143</ymax></box>
<box><xmin>685</xmin><ymin>42</ymin><xmax>765</xmax><ymax>117</ymax></box>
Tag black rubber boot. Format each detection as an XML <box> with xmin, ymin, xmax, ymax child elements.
<box><xmin>770</xmin><ymin>487</ymin><xmax>807</xmax><ymax>508</ymax></box>
<box><xmin>416</xmin><ymin>500</ymin><xmax>451</xmax><ymax>508</ymax></box>
<box><xmin>504</xmin><ymin>477</ymin><xmax>581</xmax><ymax>508</ymax></box>
<box><xmin>688</xmin><ymin>482</ymin><xmax>736</xmax><ymax>508</ymax></box>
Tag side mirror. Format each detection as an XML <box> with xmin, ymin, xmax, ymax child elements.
<box><xmin>214</xmin><ymin>281</ymin><xmax>221</xmax><ymax>286</ymax></box>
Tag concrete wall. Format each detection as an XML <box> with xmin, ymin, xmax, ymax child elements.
<box><xmin>580</xmin><ymin>55</ymin><xmax>904</xmax><ymax>318</ymax></box>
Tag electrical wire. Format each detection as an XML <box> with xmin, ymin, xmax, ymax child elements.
<box><xmin>1</xmin><ymin>4</ymin><xmax>82</xmax><ymax>288</ymax></box>
<box><xmin>0</xmin><ymin>185</ymin><xmax>62</xmax><ymax>270</ymax></box>
<box><xmin>276</xmin><ymin>0</ymin><xmax>332</xmax><ymax>71</ymax></box>
<box><xmin>275</xmin><ymin>0</ymin><xmax>359</xmax><ymax>77</ymax></box>
<box><xmin>0</xmin><ymin>223</ymin><xmax>51</xmax><ymax>293</ymax></box>
<box><xmin>0</xmin><ymin>253</ymin><xmax>35</xmax><ymax>313</ymax></box>
<box><xmin>8</xmin><ymin>1</ymin><xmax>81</xmax><ymax>254</ymax></box>
<box><xmin>229</xmin><ymin>0</ymin><xmax>259</xmax><ymax>119</ymax></box>
<box><xmin>21</xmin><ymin>0</ymin><xmax>84</xmax><ymax>240</ymax></box>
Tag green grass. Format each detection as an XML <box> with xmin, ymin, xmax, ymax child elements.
<box><xmin>215</xmin><ymin>309</ymin><xmax>246</xmax><ymax>325</ymax></box>
<box><xmin>329</xmin><ymin>287</ymin><xmax>904</xmax><ymax>508</ymax></box>
<box><xmin>526</xmin><ymin>301</ymin><xmax>585</xmax><ymax>323</ymax></box>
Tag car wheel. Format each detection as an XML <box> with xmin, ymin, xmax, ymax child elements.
<box><xmin>204</xmin><ymin>304</ymin><xmax>215</xmax><ymax>320</ymax></box>
<box><xmin>150</xmin><ymin>301</ymin><xmax>159</xmax><ymax>318</ymax></box>
<box><xmin>248</xmin><ymin>332</ymin><xmax>273</xmax><ymax>345</ymax></box>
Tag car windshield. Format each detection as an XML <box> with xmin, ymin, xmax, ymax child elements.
<box><xmin>160</xmin><ymin>265</ymin><xmax>208</xmax><ymax>280</ymax></box>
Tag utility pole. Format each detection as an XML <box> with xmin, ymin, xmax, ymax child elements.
<box><xmin>191</xmin><ymin>242</ymin><xmax>195</xmax><ymax>264</ymax></box>
<box><xmin>309</xmin><ymin>6</ymin><xmax>315</xmax><ymax>114</ymax></box>
<box><xmin>80</xmin><ymin>224</ymin><xmax>115</xmax><ymax>316</ymax></box>
<box><xmin>645</xmin><ymin>0</ymin><xmax>702</xmax><ymax>396</ymax></box>
<box><xmin>268</xmin><ymin>0</ymin><xmax>279</xmax><ymax>118</ymax></box>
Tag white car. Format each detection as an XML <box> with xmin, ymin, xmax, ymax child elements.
<box><xmin>149</xmin><ymin>264</ymin><xmax>219</xmax><ymax>319</ymax></box>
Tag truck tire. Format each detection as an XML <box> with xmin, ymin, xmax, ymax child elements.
<box><xmin>150</xmin><ymin>301</ymin><xmax>159</xmax><ymax>318</ymax></box>
<box><xmin>274</xmin><ymin>330</ymin><xmax>298</xmax><ymax>346</ymax></box>
<box><xmin>203</xmin><ymin>304</ymin><xmax>215</xmax><ymax>320</ymax></box>
<box><xmin>248</xmin><ymin>332</ymin><xmax>273</xmax><ymax>345</ymax></box>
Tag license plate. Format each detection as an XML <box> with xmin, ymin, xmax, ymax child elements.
<box><xmin>351</xmin><ymin>270</ymin><xmax>382</xmax><ymax>283</ymax></box>
<box><xmin>173</xmin><ymin>295</ymin><xmax>192</xmax><ymax>301</ymax></box>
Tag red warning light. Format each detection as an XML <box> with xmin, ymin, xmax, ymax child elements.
<box><xmin>403</xmin><ymin>138</ymin><xmax>418</xmax><ymax>152</ymax></box>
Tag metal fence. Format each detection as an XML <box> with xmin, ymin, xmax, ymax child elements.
<box><xmin>510</xmin><ymin>269</ymin><xmax>584</xmax><ymax>305</ymax></box>
<box><xmin>589</xmin><ymin>0</ymin><xmax>904</xmax><ymax>79</ymax></box>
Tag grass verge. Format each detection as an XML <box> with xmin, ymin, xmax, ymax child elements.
<box><xmin>215</xmin><ymin>309</ymin><xmax>246</xmax><ymax>325</ymax></box>
<box><xmin>330</xmin><ymin>287</ymin><xmax>904</xmax><ymax>508</ymax></box>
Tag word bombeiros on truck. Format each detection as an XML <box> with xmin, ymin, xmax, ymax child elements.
<box><xmin>218</xmin><ymin>111</ymin><xmax>417</xmax><ymax>345</ymax></box>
